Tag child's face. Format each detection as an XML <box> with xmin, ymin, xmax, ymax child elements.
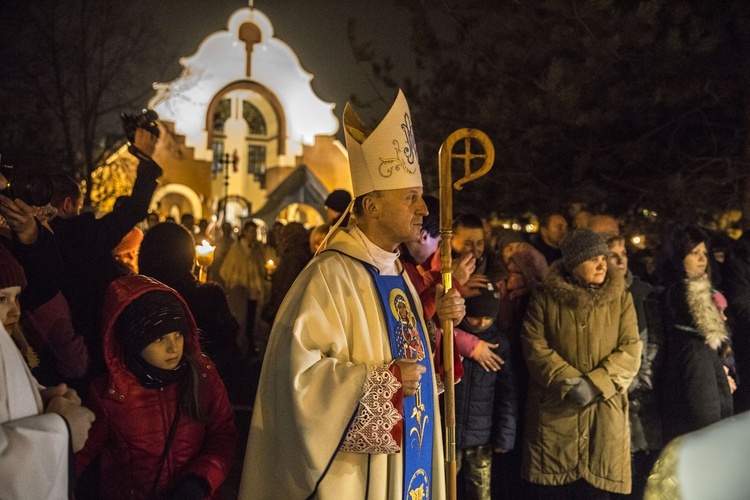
<box><xmin>463</xmin><ymin>316</ymin><xmax>494</xmax><ymax>334</ymax></box>
<box><xmin>140</xmin><ymin>331</ymin><xmax>184</xmax><ymax>370</ymax></box>
<box><xmin>0</xmin><ymin>286</ymin><xmax>21</xmax><ymax>332</ymax></box>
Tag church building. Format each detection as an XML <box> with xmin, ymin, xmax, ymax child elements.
<box><xmin>94</xmin><ymin>6</ymin><xmax>351</xmax><ymax>229</ymax></box>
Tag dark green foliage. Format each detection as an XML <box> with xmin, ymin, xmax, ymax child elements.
<box><xmin>0</xmin><ymin>0</ymin><xmax>170</xmax><ymax>205</ymax></box>
<box><xmin>351</xmin><ymin>0</ymin><xmax>750</xmax><ymax>223</ymax></box>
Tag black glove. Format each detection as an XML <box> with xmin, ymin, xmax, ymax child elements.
<box><xmin>165</xmin><ymin>475</ymin><xmax>209</xmax><ymax>500</ymax></box>
<box><xmin>564</xmin><ymin>377</ymin><xmax>601</xmax><ymax>407</ymax></box>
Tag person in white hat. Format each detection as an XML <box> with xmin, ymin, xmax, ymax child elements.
<box><xmin>239</xmin><ymin>90</ymin><xmax>465</xmax><ymax>499</ymax></box>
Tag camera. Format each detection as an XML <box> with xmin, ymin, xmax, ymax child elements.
<box><xmin>120</xmin><ymin>109</ymin><xmax>160</xmax><ymax>143</ymax></box>
<box><xmin>0</xmin><ymin>156</ymin><xmax>53</xmax><ymax>207</ymax></box>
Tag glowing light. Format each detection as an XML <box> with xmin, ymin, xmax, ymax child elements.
<box><xmin>632</xmin><ymin>236</ymin><xmax>643</xmax><ymax>245</ymax></box>
<box><xmin>265</xmin><ymin>259</ymin><xmax>277</xmax><ymax>279</ymax></box>
<box><xmin>195</xmin><ymin>240</ymin><xmax>216</xmax><ymax>283</ymax></box>
<box><xmin>148</xmin><ymin>8</ymin><xmax>338</xmax><ymax>163</ymax></box>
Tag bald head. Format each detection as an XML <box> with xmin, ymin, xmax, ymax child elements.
<box><xmin>587</xmin><ymin>215</ymin><xmax>619</xmax><ymax>236</ymax></box>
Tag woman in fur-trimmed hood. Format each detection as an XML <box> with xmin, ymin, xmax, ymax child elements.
<box><xmin>522</xmin><ymin>229</ymin><xmax>641</xmax><ymax>497</ymax></box>
<box><xmin>658</xmin><ymin>223</ymin><xmax>733</xmax><ymax>443</ymax></box>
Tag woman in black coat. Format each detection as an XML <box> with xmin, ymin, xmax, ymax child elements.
<box><xmin>658</xmin><ymin>224</ymin><xmax>733</xmax><ymax>442</ymax></box>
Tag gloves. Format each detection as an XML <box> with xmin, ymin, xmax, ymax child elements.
<box><xmin>563</xmin><ymin>377</ymin><xmax>601</xmax><ymax>407</ymax></box>
<box><xmin>165</xmin><ymin>475</ymin><xmax>209</xmax><ymax>500</ymax></box>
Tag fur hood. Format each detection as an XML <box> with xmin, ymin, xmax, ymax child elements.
<box><xmin>684</xmin><ymin>273</ymin><xmax>730</xmax><ymax>349</ymax></box>
<box><xmin>542</xmin><ymin>260</ymin><xmax>626</xmax><ymax>309</ymax></box>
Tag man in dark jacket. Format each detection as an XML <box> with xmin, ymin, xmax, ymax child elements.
<box><xmin>48</xmin><ymin>115</ymin><xmax>162</xmax><ymax>379</ymax></box>
<box><xmin>529</xmin><ymin>212</ymin><xmax>567</xmax><ymax>265</ymax></box>
<box><xmin>452</xmin><ymin>214</ymin><xmax>505</xmax><ymax>296</ymax></box>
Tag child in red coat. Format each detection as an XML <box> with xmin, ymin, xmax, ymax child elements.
<box><xmin>75</xmin><ymin>275</ymin><xmax>236</xmax><ymax>499</ymax></box>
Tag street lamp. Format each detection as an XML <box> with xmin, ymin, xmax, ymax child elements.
<box><xmin>217</xmin><ymin>150</ymin><xmax>239</xmax><ymax>223</ymax></box>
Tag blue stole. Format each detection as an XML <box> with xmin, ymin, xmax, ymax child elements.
<box><xmin>365</xmin><ymin>265</ymin><xmax>435</xmax><ymax>500</ymax></box>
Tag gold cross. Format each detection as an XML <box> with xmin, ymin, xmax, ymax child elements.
<box><xmin>452</xmin><ymin>137</ymin><xmax>488</xmax><ymax>186</ymax></box>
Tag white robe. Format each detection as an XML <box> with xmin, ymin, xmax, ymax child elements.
<box><xmin>646</xmin><ymin>411</ymin><xmax>750</xmax><ymax>500</ymax></box>
<box><xmin>239</xmin><ymin>227</ymin><xmax>446</xmax><ymax>499</ymax></box>
<box><xmin>0</xmin><ymin>322</ymin><xmax>69</xmax><ymax>499</ymax></box>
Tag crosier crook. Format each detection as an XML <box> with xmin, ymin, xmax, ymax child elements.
<box><xmin>438</xmin><ymin>128</ymin><xmax>495</xmax><ymax>500</ymax></box>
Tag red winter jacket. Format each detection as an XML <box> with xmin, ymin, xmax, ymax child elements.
<box><xmin>74</xmin><ymin>276</ymin><xmax>236</xmax><ymax>499</ymax></box>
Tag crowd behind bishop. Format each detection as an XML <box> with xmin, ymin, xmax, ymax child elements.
<box><xmin>1</xmin><ymin>106</ymin><xmax>748</xmax><ymax>500</ymax></box>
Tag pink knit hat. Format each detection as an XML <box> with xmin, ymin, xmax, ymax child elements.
<box><xmin>0</xmin><ymin>244</ymin><xmax>27</xmax><ymax>290</ymax></box>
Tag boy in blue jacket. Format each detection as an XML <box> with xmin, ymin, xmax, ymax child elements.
<box><xmin>455</xmin><ymin>281</ymin><xmax>517</xmax><ymax>500</ymax></box>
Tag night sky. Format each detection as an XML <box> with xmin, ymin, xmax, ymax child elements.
<box><xmin>151</xmin><ymin>0</ymin><xmax>412</xmax><ymax>138</ymax></box>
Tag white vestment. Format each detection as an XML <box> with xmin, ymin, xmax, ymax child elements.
<box><xmin>0</xmin><ymin>322</ymin><xmax>69</xmax><ymax>499</ymax></box>
<box><xmin>239</xmin><ymin>227</ymin><xmax>445</xmax><ymax>499</ymax></box>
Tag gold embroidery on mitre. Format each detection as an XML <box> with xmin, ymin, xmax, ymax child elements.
<box><xmin>378</xmin><ymin>112</ymin><xmax>419</xmax><ymax>178</ymax></box>
<box><xmin>343</xmin><ymin>90</ymin><xmax>422</xmax><ymax>196</ymax></box>
<box><xmin>379</xmin><ymin>140</ymin><xmax>416</xmax><ymax>178</ymax></box>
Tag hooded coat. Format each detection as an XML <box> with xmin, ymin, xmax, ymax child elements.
<box><xmin>74</xmin><ymin>276</ymin><xmax>236</xmax><ymax>499</ymax></box>
<box><xmin>521</xmin><ymin>262</ymin><xmax>641</xmax><ymax>494</ymax></box>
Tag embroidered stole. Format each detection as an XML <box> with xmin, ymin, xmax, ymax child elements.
<box><xmin>366</xmin><ymin>266</ymin><xmax>435</xmax><ymax>500</ymax></box>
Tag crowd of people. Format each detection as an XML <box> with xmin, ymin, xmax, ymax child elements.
<box><xmin>0</xmin><ymin>90</ymin><xmax>747</xmax><ymax>500</ymax></box>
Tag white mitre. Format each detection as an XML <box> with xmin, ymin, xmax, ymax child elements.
<box><xmin>343</xmin><ymin>89</ymin><xmax>422</xmax><ymax>197</ymax></box>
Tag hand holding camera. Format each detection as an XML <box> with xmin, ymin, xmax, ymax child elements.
<box><xmin>121</xmin><ymin>109</ymin><xmax>160</xmax><ymax>162</ymax></box>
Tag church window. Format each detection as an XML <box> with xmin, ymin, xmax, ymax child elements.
<box><xmin>248</xmin><ymin>144</ymin><xmax>266</xmax><ymax>188</ymax></box>
<box><xmin>212</xmin><ymin>140</ymin><xmax>225</xmax><ymax>178</ymax></box>
<box><xmin>243</xmin><ymin>101</ymin><xmax>267</xmax><ymax>135</ymax></box>
<box><xmin>213</xmin><ymin>99</ymin><xmax>231</xmax><ymax>132</ymax></box>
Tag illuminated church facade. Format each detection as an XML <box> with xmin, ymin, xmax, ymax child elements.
<box><xmin>96</xmin><ymin>6</ymin><xmax>351</xmax><ymax>228</ymax></box>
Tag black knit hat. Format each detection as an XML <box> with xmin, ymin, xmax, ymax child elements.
<box><xmin>324</xmin><ymin>189</ymin><xmax>352</xmax><ymax>214</ymax></box>
<box><xmin>560</xmin><ymin>228</ymin><xmax>609</xmax><ymax>273</ymax></box>
<box><xmin>115</xmin><ymin>291</ymin><xmax>188</xmax><ymax>355</ymax></box>
<box><xmin>465</xmin><ymin>281</ymin><xmax>501</xmax><ymax>319</ymax></box>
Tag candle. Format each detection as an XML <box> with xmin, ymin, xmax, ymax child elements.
<box><xmin>195</xmin><ymin>240</ymin><xmax>216</xmax><ymax>282</ymax></box>
<box><xmin>265</xmin><ymin>259</ymin><xmax>277</xmax><ymax>279</ymax></box>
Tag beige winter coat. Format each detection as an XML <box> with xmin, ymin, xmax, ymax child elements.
<box><xmin>521</xmin><ymin>262</ymin><xmax>641</xmax><ymax>494</ymax></box>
